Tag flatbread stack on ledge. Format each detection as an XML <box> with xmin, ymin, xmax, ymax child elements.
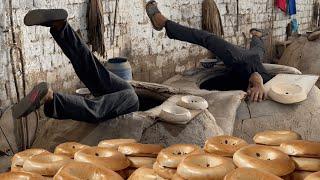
<box><xmin>1</xmin><ymin>130</ymin><xmax>319</xmax><ymax>180</ymax></box>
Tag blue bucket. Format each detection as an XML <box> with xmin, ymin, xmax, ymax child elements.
<box><xmin>105</xmin><ymin>57</ymin><xmax>133</xmax><ymax>81</ymax></box>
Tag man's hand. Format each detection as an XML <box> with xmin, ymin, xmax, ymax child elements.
<box><xmin>247</xmin><ymin>72</ymin><xmax>267</xmax><ymax>102</ymax></box>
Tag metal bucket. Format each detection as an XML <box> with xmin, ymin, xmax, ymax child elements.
<box><xmin>105</xmin><ymin>57</ymin><xmax>133</xmax><ymax>80</ymax></box>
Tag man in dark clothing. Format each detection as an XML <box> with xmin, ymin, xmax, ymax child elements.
<box><xmin>12</xmin><ymin>9</ymin><xmax>139</xmax><ymax>123</ymax></box>
<box><xmin>146</xmin><ymin>1</ymin><xmax>273</xmax><ymax>102</ymax></box>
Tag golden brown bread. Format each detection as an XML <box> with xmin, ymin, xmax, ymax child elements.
<box><xmin>98</xmin><ymin>139</ymin><xmax>137</xmax><ymax>149</ymax></box>
<box><xmin>233</xmin><ymin>145</ymin><xmax>295</xmax><ymax>176</ymax></box>
<box><xmin>53</xmin><ymin>161</ymin><xmax>123</xmax><ymax>180</ymax></box>
<box><xmin>253</xmin><ymin>130</ymin><xmax>301</xmax><ymax>146</ymax></box>
<box><xmin>224</xmin><ymin>167</ymin><xmax>283</xmax><ymax>180</ymax></box>
<box><xmin>153</xmin><ymin>161</ymin><xmax>176</xmax><ymax>179</ymax></box>
<box><xmin>204</xmin><ymin>135</ymin><xmax>248</xmax><ymax>157</ymax></box>
<box><xmin>54</xmin><ymin>142</ymin><xmax>89</xmax><ymax>159</ymax></box>
<box><xmin>74</xmin><ymin>147</ymin><xmax>130</xmax><ymax>171</ymax></box>
<box><xmin>292</xmin><ymin>157</ymin><xmax>320</xmax><ymax>171</ymax></box>
<box><xmin>118</xmin><ymin>143</ymin><xmax>163</xmax><ymax>157</ymax></box>
<box><xmin>177</xmin><ymin>154</ymin><xmax>235</xmax><ymax>180</ymax></box>
<box><xmin>305</xmin><ymin>171</ymin><xmax>320</xmax><ymax>180</ymax></box>
<box><xmin>157</xmin><ymin>144</ymin><xmax>203</xmax><ymax>168</ymax></box>
<box><xmin>280</xmin><ymin>140</ymin><xmax>320</xmax><ymax>157</ymax></box>
<box><xmin>23</xmin><ymin>153</ymin><xmax>71</xmax><ymax>176</ymax></box>
<box><xmin>0</xmin><ymin>171</ymin><xmax>46</xmax><ymax>180</ymax></box>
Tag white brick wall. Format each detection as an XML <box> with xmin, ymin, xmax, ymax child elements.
<box><xmin>0</xmin><ymin>0</ymin><xmax>315</xmax><ymax>107</ymax></box>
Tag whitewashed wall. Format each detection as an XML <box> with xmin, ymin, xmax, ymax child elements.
<box><xmin>0</xmin><ymin>0</ymin><xmax>315</xmax><ymax>107</ymax></box>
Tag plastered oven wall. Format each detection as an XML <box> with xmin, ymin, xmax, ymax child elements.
<box><xmin>0</xmin><ymin>0</ymin><xmax>315</xmax><ymax>107</ymax></box>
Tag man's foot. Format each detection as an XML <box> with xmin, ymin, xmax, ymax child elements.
<box><xmin>250</xmin><ymin>28</ymin><xmax>267</xmax><ymax>38</ymax></box>
<box><xmin>308</xmin><ymin>31</ymin><xmax>320</xmax><ymax>41</ymax></box>
<box><xmin>12</xmin><ymin>82</ymin><xmax>53</xmax><ymax>119</ymax></box>
<box><xmin>146</xmin><ymin>1</ymin><xmax>167</xmax><ymax>31</ymax></box>
<box><xmin>24</xmin><ymin>9</ymin><xmax>68</xmax><ymax>27</ymax></box>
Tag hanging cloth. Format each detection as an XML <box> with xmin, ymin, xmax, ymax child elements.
<box><xmin>276</xmin><ymin>0</ymin><xmax>287</xmax><ymax>13</ymax></box>
<box><xmin>202</xmin><ymin>0</ymin><xmax>224</xmax><ymax>37</ymax></box>
<box><xmin>291</xmin><ymin>18</ymin><xmax>299</xmax><ymax>33</ymax></box>
<box><xmin>288</xmin><ymin>0</ymin><xmax>297</xmax><ymax>15</ymax></box>
<box><xmin>87</xmin><ymin>0</ymin><xmax>106</xmax><ymax>57</ymax></box>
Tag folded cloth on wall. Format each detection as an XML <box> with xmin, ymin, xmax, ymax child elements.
<box><xmin>288</xmin><ymin>0</ymin><xmax>296</xmax><ymax>15</ymax></box>
<box><xmin>87</xmin><ymin>0</ymin><xmax>105</xmax><ymax>56</ymax></box>
<box><xmin>202</xmin><ymin>0</ymin><xmax>224</xmax><ymax>37</ymax></box>
<box><xmin>276</xmin><ymin>0</ymin><xmax>296</xmax><ymax>15</ymax></box>
<box><xmin>291</xmin><ymin>18</ymin><xmax>299</xmax><ymax>33</ymax></box>
<box><xmin>276</xmin><ymin>0</ymin><xmax>287</xmax><ymax>12</ymax></box>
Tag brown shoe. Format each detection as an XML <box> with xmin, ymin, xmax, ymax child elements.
<box><xmin>308</xmin><ymin>31</ymin><xmax>320</xmax><ymax>41</ymax></box>
<box><xmin>146</xmin><ymin>1</ymin><xmax>166</xmax><ymax>31</ymax></box>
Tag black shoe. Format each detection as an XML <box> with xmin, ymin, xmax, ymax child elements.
<box><xmin>12</xmin><ymin>82</ymin><xmax>49</xmax><ymax>119</ymax></box>
<box><xmin>24</xmin><ymin>9</ymin><xmax>68</xmax><ymax>27</ymax></box>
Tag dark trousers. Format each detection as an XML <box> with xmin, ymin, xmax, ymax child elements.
<box><xmin>43</xmin><ymin>23</ymin><xmax>139</xmax><ymax>123</ymax></box>
<box><xmin>165</xmin><ymin>20</ymin><xmax>268</xmax><ymax>91</ymax></box>
<box><xmin>165</xmin><ymin>20</ymin><xmax>265</xmax><ymax>66</ymax></box>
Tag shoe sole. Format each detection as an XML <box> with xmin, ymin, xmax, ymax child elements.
<box><xmin>24</xmin><ymin>9</ymin><xmax>68</xmax><ymax>26</ymax></box>
<box><xmin>12</xmin><ymin>82</ymin><xmax>49</xmax><ymax>119</ymax></box>
<box><xmin>146</xmin><ymin>1</ymin><xmax>163</xmax><ymax>31</ymax></box>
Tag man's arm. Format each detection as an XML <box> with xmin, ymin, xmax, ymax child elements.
<box><xmin>247</xmin><ymin>72</ymin><xmax>267</xmax><ymax>102</ymax></box>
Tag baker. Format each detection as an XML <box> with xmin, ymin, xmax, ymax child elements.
<box><xmin>146</xmin><ymin>1</ymin><xmax>273</xmax><ymax>102</ymax></box>
<box><xmin>12</xmin><ymin>9</ymin><xmax>139</xmax><ymax>122</ymax></box>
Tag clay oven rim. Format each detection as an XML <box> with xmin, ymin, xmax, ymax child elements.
<box><xmin>134</xmin><ymin>88</ymin><xmax>169</xmax><ymax>102</ymax></box>
<box><xmin>196</xmin><ymin>70</ymin><xmax>228</xmax><ymax>88</ymax></box>
<box><xmin>169</xmin><ymin>64</ymin><xmax>302</xmax><ymax>92</ymax></box>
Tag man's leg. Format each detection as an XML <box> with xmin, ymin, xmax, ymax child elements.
<box><xmin>12</xmin><ymin>9</ymin><xmax>139</xmax><ymax>120</ymax></box>
<box><xmin>44</xmin><ymin>90</ymin><xmax>139</xmax><ymax>123</ymax></box>
<box><xmin>13</xmin><ymin>81</ymin><xmax>139</xmax><ymax>121</ymax></box>
<box><xmin>49</xmin><ymin>21</ymin><xmax>140</xmax><ymax>120</ymax></box>
<box><xmin>249</xmin><ymin>36</ymin><xmax>265</xmax><ymax>62</ymax></box>
<box><xmin>146</xmin><ymin>1</ymin><xmax>244</xmax><ymax>67</ymax></box>
<box><xmin>50</xmin><ymin>22</ymin><xmax>132</xmax><ymax>96</ymax></box>
<box><xmin>165</xmin><ymin>20</ymin><xmax>245</xmax><ymax>66</ymax></box>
